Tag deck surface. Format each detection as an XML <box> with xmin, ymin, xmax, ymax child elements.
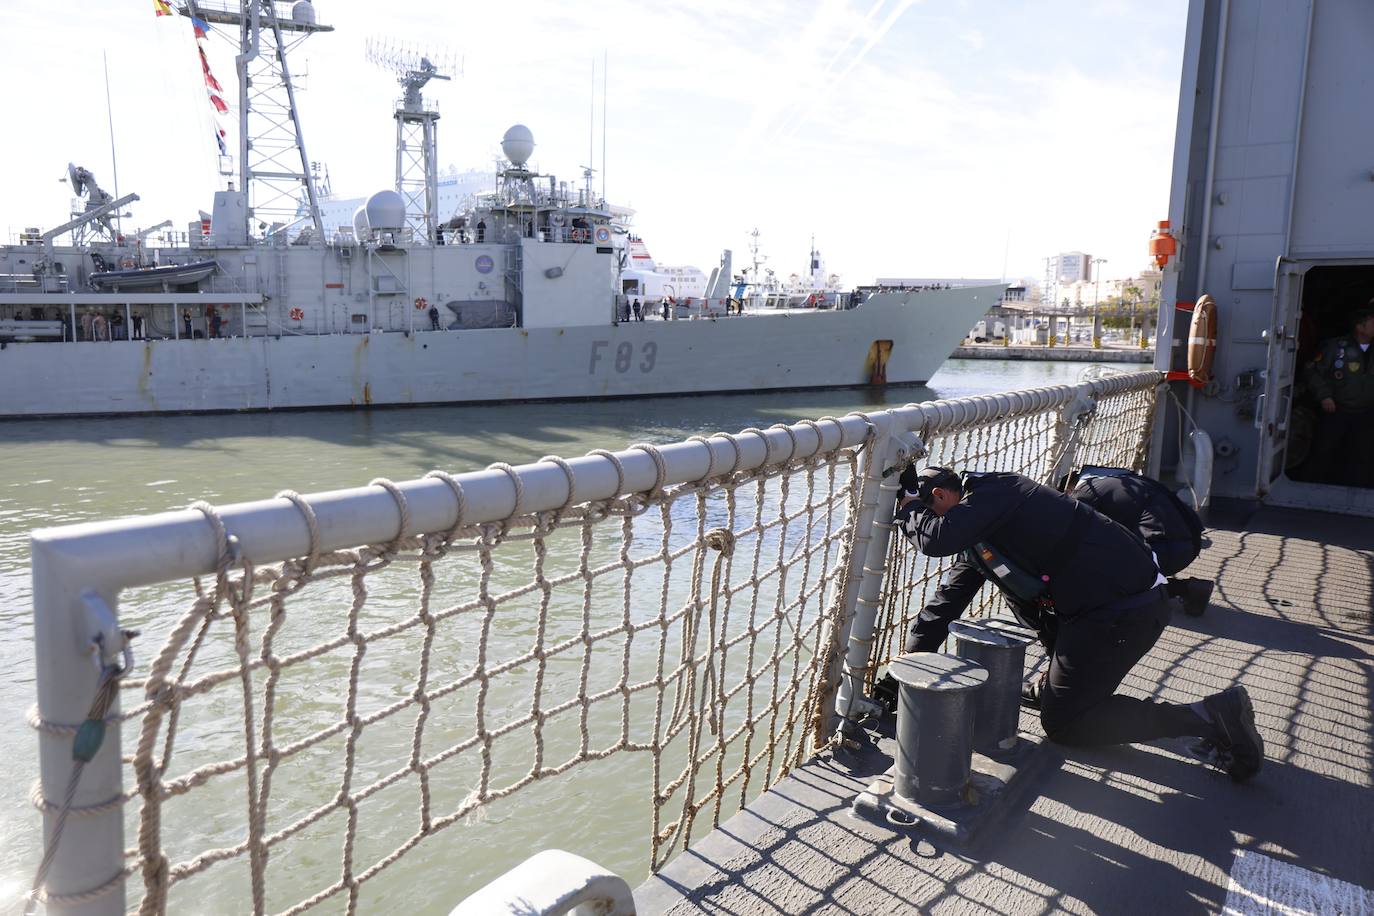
<box><xmin>635</xmin><ymin>502</ymin><xmax>1374</xmax><ymax>914</ymax></box>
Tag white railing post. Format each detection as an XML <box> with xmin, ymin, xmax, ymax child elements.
<box><xmin>1046</xmin><ymin>382</ymin><xmax>1096</xmax><ymax>486</ymax></box>
<box><xmin>31</xmin><ymin>538</ymin><xmax>126</xmax><ymax>915</ymax></box>
<box><xmin>829</xmin><ymin>413</ymin><xmax>924</xmax><ymax>735</ymax></box>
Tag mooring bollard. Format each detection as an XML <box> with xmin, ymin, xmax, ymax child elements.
<box><xmin>949</xmin><ymin>619</ymin><xmax>1036</xmax><ymax>755</ymax></box>
<box><xmin>888</xmin><ymin>653</ymin><xmax>987</xmax><ymax>807</ymax></box>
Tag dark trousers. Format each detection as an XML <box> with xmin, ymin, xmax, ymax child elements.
<box><xmin>1305</xmin><ymin>408</ymin><xmax>1374</xmax><ymax>487</ymax></box>
<box><xmin>1152</xmin><ymin>539</ymin><xmax>1198</xmax><ymax>578</ymax></box>
<box><xmin>1040</xmin><ymin>591</ymin><xmax>1208</xmax><ymax>746</ymax></box>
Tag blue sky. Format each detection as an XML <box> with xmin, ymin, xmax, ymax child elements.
<box><xmin>0</xmin><ymin>0</ymin><xmax>1188</xmax><ymax>285</ymax></box>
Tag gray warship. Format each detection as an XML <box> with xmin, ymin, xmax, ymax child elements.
<box><xmin>0</xmin><ymin>0</ymin><xmax>1000</xmax><ymax>418</ymax></box>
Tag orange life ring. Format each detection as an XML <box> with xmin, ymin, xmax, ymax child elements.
<box><xmin>414</xmin><ymin>297</ymin><xmax>428</xmax><ymax>311</ymax></box>
<box><xmin>289</xmin><ymin>307</ymin><xmax>305</xmax><ymax>321</ymax></box>
<box><xmin>1187</xmin><ymin>294</ymin><xmax>1217</xmax><ymax>384</ymax></box>
<box><xmin>571</xmin><ymin>228</ymin><xmax>589</xmax><ymax>243</ymax></box>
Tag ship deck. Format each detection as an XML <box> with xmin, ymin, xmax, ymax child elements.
<box><xmin>635</xmin><ymin>501</ymin><xmax>1374</xmax><ymax>914</ymax></box>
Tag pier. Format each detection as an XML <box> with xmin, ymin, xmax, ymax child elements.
<box><xmin>635</xmin><ymin>501</ymin><xmax>1374</xmax><ymax>913</ymax></box>
<box><xmin>953</xmin><ymin>343</ymin><xmax>1154</xmax><ymax>363</ymax></box>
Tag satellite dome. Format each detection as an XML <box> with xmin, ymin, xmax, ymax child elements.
<box><xmin>365</xmin><ymin>190</ymin><xmax>405</xmax><ymax>232</ymax></box>
<box><xmin>352</xmin><ymin>204</ymin><xmax>370</xmax><ymax>240</ymax></box>
<box><xmin>291</xmin><ymin>1</ymin><xmax>317</xmax><ymax>25</ymax></box>
<box><xmin>501</xmin><ymin>124</ymin><xmax>535</xmax><ymax>167</ymax></box>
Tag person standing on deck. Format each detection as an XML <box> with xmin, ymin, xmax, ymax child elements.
<box><xmin>428</xmin><ymin>304</ymin><xmax>441</xmax><ymax>331</ymax></box>
<box><xmin>182</xmin><ymin>309</ymin><xmax>192</xmax><ymax>339</ymax></box>
<box><xmin>1301</xmin><ymin>303</ymin><xmax>1374</xmax><ymax>487</ymax></box>
<box><xmin>890</xmin><ymin>466</ymin><xmax>1265</xmax><ymax>782</ymax></box>
<box><xmin>632</xmin><ymin>298</ymin><xmax>642</xmax><ymax>322</ymax></box>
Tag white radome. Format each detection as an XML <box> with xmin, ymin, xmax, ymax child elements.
<box><xmin>364</xmin><ymin>190</ymin><xmax>406</xmax><ymax>231</ymax></box>
<box><xmin>501</xmin><ymin>125</ymin><xmax>535</xmax><ymax>167</ymax></box>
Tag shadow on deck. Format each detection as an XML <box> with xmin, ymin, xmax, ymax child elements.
<box><xmin>635</xmin><ymin>502</ymin><xmax>1374</xmax><ymax>914</ymax></box>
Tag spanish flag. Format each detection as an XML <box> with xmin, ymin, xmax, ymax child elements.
<box><xmin>153</xmin><ymin>0</ymin><xmax>172</xmax><ymax>16</ymax></box>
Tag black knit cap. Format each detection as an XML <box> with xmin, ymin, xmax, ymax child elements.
<box><xmin>899</xmin><ymin>465</ymin><xmax>962</xmax><ymax>502</ymax></box>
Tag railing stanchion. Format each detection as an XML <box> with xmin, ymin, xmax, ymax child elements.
<box><xmin>828</xmin><ymin>415</ymin><xmax>924</xmax><ymax>736</ymax></box>
<box><xmin>30</xmin><ymin>540</ymin><xmax>126</xmax><ymax>915</ymax></box>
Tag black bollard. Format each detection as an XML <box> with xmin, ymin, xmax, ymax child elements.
<box><xmin>887</xmin><ymin>653</ymin><xmax>987</xmax><ymax>807</ymax></box>
<box><xmin>949</xmin><ymin>619</ymin><xmax>1035</xmax><ymax>755</ymax></box>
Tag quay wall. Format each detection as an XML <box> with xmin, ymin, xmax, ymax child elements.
<box><xmin>954</xmin><ymin>345</ymin><xmax>1153</xmax><ymax>363</ymax></box>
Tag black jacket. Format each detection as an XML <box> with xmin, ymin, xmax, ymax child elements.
<box><xmin>897</xmin><ymin>472</ymin><xmax>1160</xmax><ymax>649</ymax></box>
<box><xmin>1071</xmin><ymin>472</ymin><xmax>1203</xmax><ymax>554</ymax></box>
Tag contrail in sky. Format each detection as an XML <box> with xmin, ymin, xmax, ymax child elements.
<box><xmin>778</xmin><ymin>0</ymin><xmax>919</xmax><ymax>141</ymax></box>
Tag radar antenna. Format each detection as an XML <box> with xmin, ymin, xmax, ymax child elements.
<box><xmin>366</xmin><ymin>39</ymin><xmax>460</xmax><ymax>244</ymax></box>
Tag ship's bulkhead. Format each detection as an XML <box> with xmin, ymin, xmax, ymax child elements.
<box><xmin>1155</xmin><ymin>0</ymin><xmax>1374</xmax><ymax>516</ymax></box>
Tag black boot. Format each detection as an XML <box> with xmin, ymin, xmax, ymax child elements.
<box><xmin>1182</xmin><ymin>578</ymin><xmax>1213</xmax><ymax>616</ymax></box>
<box><xmin>1020</xmin><ymin>669</ymin><xmax>1048</xmax><ymax>710</ymax></box>
<box><xmin>1202</xmin><ymin>685</ymin><xmax>1264</xmax><ymax>782</ymax></box>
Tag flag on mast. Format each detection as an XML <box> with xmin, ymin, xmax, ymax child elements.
<box><xmin>198</xmin><ymin>46</ymin><xmax>223</xmax><ymax>92</ymax></box>
<box><xmin>153</xmin><ymin>0</ymin><xmax>172</xmax><ymax>16</ymax></box>
<box><xmin>191</xmin><ymin>15</ymin><xmax>211</xmax><ymax>38</ymax></box>
<box><xmin>208</xmin><ymin>93</ymin><xmax>228</xmax><ymax>114</ymax></box>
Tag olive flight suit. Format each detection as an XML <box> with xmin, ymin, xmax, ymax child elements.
<box><xmin>1303</xmin><ymin>337</ymin><xmax>1374</xmax><ymax>487</ymax></box>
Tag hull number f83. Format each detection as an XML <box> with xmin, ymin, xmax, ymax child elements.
<box><xmin>590</xmin><ymin>340</ymin><xmax>658</xmax><ymax>374</ymax></box>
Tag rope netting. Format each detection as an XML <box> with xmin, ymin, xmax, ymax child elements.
<box><xmin>866</xmin><ymin>376</ymin><xmax>1162</xmax><ymax>687</ymax></box>
<box><xmin>34</xmin><ymin>432</ymin><xmax>865</xmax><ymax>914</ymax></box>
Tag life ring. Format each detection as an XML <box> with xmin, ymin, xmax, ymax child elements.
<box><xmin>571</xmin><ymin>228</ymin><xmax>589</xmax><ymax>243</ymax></box>
<box><xmin>1187</xmin><ymin>294</ymin><xmax>1217</xmax><ymax>384</ymax></box>
<box><xmin>414</xmin><ymin>297</ymin><xmax>428</xmax><ymax>311</ymax></box>
<box><xmin>594</xmin><ymin>226</ymin><xmax>611</xmax><ymax>244</ymax></box>
<box><xmin>289</xmin><ymin>307</ymin><xmax>305</xmax><ymax>321</ymax></box>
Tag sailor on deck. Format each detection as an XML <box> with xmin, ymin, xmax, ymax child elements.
<box><xmin>892</xmin><ymin>465</ymin><xmax>1264</xmax><ymax>781</ymax></box>
<box><xmin>1301</xmin><ymin>303</ymin><xmax>1374</xmax><ymax>487</ymax></box>
<box><xmin>1068</xmin><ymin>468</ymin><xmax>1212</xmax><ymax>615</ymax></box>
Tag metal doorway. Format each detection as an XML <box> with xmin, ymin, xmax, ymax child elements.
<box><xmin>1257</xmin><ymin>258</ymin><xmax>1374</xmax><ymax>516</ymax></box>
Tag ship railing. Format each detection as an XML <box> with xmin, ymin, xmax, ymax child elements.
<box><xmin>26</xmin><ymin>370</ymin><xmax>1162</xmax><ymax>914</ymax></box>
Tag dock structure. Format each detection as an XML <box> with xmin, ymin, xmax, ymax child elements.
<box><xmin>635</xmin><ymin>502</ymin><xmax>1374</xmax><ymax>914</ymax></box>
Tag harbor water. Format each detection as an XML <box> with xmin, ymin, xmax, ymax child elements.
<box><xmin>0</xmin><ymin>358</ymin><xmax>1138</xmax><ymax>911</ymax></box>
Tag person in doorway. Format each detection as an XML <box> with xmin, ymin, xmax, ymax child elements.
<box><xmin>632</xmin><ymin>298</ymin><xmax>642</xmax><ymax>321</ymax></box>
<box><xmin>475</xmin><ymin>219</ymin><xmax>486</xmax><ymax>243</ymax></box>
<box><xmin>887</xmin><ymin>465</ymin><xmax>1264</xmax><ymax>782</ymax></box>
<box><xmin>209</xmin><ymin>311</ymin><xmax>223</xmax><ymax>339</ymax></box>
<box><xmin>131</xmin><ymin>312</ymin><xmax>145</xmax><ymax>341</ymax></box>
<box><xmin>1067</xmin><ymin>468</ymin><xmax>1211</xmax><ymax>615</ymax></box>
<box><xmin>182</xmin><ymin>309</ymin><xmax>193</xmax><ymax>339</ymax></box>
<box><xmin>1301</xmin><ymin>303</ymin><xmax>1374</xmax><ymax>487</ymax></box>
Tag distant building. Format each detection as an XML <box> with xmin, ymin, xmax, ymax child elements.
<box><xmin>1054</xmin><ymin>251</ymin><xmax>1093</xmax><ymax>284</ymax></box>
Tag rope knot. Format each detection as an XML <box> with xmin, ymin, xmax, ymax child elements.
<box><xmin>704</xmin><ymin>528</ymin><xmax>735</xmax><ymax>557</ymax></box>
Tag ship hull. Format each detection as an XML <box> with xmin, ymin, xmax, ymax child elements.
<box><xmin>0</xmin><ymin>286</ymin><xmax>998</xmax><ymax>417</ymax></box>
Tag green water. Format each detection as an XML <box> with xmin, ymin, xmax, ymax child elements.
<box><xmin>0</xmin><ymin>358</ymin><xmax>1138</xmax><ymax>912</ymax></box>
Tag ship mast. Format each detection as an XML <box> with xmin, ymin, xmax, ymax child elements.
<box><xmin>367</xmin><ymin>40</ymin><xmax>457</xmax><ymax>244</ymax></box>
<box><xmin>190</xmin><ymin>1</ymin><xmax>331</xmax><ymax>240</ymax></box>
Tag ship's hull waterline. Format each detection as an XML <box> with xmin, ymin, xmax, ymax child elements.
<box><xmin>0</xmin><ymin>286</ymin><xmax>1000</xmax><ymax>417</ymax></box>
